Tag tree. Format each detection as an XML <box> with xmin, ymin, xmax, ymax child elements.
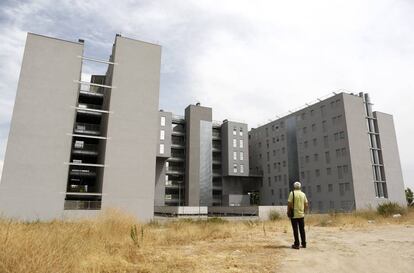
<box><xmin>406</xmin><ymin>187</ymin><xmax>413</xmax><ymax>206</ymax></box>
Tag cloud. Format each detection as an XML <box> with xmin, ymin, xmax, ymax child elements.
<box><xmin>0</xmin><ymin>0</ymin><xmax>413</xmax><ymax>188</ymax></box>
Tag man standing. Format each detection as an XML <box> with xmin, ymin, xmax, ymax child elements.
<box><xmin>287</xmin><ymin>181</ymin><xmax>308</xmax><ymax>249</ymax></box>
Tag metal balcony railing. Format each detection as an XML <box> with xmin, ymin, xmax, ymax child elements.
<box><xmin>74</xmin><ymin>123</ymin><xmax>101</xmax><ymax>136</ymax></box>
<box><xmin>78</xmin><ymin>103</ymin><xmax>103</xmax><ymax>110</ymax></box>
<box><xmin>69</xmin><ymin>168</ymin><xmax>97</xmax><ymax>177</ymax></box>
<box><xmin>64</xmin><ymin>200</ymin><xmax>101</xmax><ymax>210</ymax></box>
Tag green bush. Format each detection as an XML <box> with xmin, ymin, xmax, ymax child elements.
<box><xmin>377</xmin><ymin>202</ymin><xmax>405</xmax><ymax>217</ymax></box>
<box><xmin>268</xmin><ymin>210</ymin><xmax>281</xmax><ymax>221</ymax></box>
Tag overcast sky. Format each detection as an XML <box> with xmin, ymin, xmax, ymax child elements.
<box><xmin>0</xmin><ymin>0</ymin><xmax>413</xmax><ymax>189</ymax></box>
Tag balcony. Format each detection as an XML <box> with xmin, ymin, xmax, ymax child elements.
<box><xmin>212</xmin><ymin>131</ymin><xmax>221</xmax><ymax>140</ymax></box>
<box><xmin>72</xmin><ymin>144</ymin><xmax>98</xmax><ymax>157</ymax></box>
<box><xmin>166</xmin><ymin>167</ymin><xmax>185</xmax><ymax>175</ymax></box>
<box><xmin>69</xmin><ymin>168</ymin><xmax>97</xmax><ymax>177</ymax></box>
<box><xmin>171</xmin><ymin>143</ymin><xmax>185</xmax><ymax>149</ymax></box>
<box><xmin>212</xmin><ymin>146</ymin><xmax>221</xmax><ymax>153</ymax></box>
<box><xmin>64</xmin><ymin>200</ymin><xmax>101</xmax><ymax>210</ymax></box>
<box><xmin>74</xmin><ymin>123</ymin><xmax>101</xmax><ymax>136</ymax></box>
<box><xmin>168</xmin><ymin>157</ymin><xmax>184</xmax><ymax>162</ymax></box>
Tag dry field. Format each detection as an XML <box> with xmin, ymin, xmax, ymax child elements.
<box><xmin>0</xmin><ymin>208</ymin><xmax>413</xmax><ymax>273</ymax></box>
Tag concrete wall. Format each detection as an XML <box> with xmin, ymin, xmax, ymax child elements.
<box><xmin>374</xmin><ymin>112</ymin><xmax>406</xmax><ymax>206</ymax></box>
<box><xmin>221</xmin><ymin>121</ymin><xmax>249</xmax><ymax>176</ymax></box>
<box><xmin>157</xmin><ymin>111</ymin><xmax>172</xmax><ymax>158</ymax></box>
<box><xmin>101</xmin><ymin>36</ymin><xmax>161</xmax><ymax>221</ymax></box>
<box><xmin>0</xmin><ymin>33</ymin><xmax>83</xmax><ymax>220</ymax></box>
<box><xmin>342</xmin><ymin>94</ymin><xmax>376</xmax><ymax>210</ymax></box>
<box><xmin>184</xmin><ymin>105</ymin><xmax>212</xmax><ymax>206</ymax></box>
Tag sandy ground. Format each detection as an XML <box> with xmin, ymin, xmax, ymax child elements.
<box><xmin>275</xmin><ymin>224</ymin><xmax>414</xmax><ymax>273</ymax></box>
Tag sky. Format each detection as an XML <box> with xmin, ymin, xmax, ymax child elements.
<box><xmin>0</xmin><ymin>0</ymin><xmax>413</xmax><ymax>189</ymax></box>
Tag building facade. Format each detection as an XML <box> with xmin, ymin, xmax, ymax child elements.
<box><xmin>154</xmin><ymin>104</ymin><xmax>259</xmax><ymax>208</ymax></box>
<box><xmin>249</xmin><ymin>92</ymin><xmax>406</xmax><ymax>212</ymax></box>
<box><xmin>0</xmin><ymin>33</ymin><xmax>406</xmax><ymax>220</ymax></box>
<box><xmin>0</xmin><ymin>33</ymin><xmax>161</xmax><ymax>221</ymax></box>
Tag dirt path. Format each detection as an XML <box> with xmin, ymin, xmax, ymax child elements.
<box><xmin>275</xmin><ymin>224</ymin><xmax>414</xmax><ymax>273</ymax></box>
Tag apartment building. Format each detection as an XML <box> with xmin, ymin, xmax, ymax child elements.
<box><xmin>0</xmin><ymin>33</ymin><xmax>161</xmax><ymax>221</ymax></box>
<box><xmin>249</xmin><ymin>92</ymin><xmax>406</xmax><ymax>212</ymax></box>
<box><xmin>155</xmin><ymin>104</ymin><xmax>260</xmax><ymax>208</ymax></box>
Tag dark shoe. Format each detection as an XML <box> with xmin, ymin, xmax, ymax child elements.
<box><xmin>301</xmin><ymin>244</ymin><xmax>306</xmax><ymax>248</ymax></box>
<box><xmin>291</xmin><ymin>245</ymin><xmax>300</xmax><ymax>249</ymax></box>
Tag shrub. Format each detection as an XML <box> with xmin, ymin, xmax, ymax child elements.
<box><xmin>377</xmin><ymin>202</ymin><xmax>405</xmax><ymax>217</ymax></box>
<box><xmin>268</xmin><ymin>210</ymin><xmax>281</xmax><ymax>221</ymax></box>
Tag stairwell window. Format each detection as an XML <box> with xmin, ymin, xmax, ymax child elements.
<box><xmin>160</xmin><ymin>130</ymin><xmax>165</xmax><ymax>140</ymax></box>
<box><xmin>159</xmin><ymin>144</ymin><xmax>164</xmax><ymax>154</ymax></box>
<box><xmin>233</xmin><ymin>163</ymin><xmax>238</xmax><ymax>173</ymax></box>
<box><xmin>240</xmin><ymin>164</ymin><xmax>244</xmax><ymax>173</ymax></box>
<box><xmin>240</xmin><ymin>151</ymin><xmax>244</xmax><ymax>160</ymax></box>
<box><xmin>233</xmin><ymin>139</ymin><xmax>237</xmax><ymax>148</ymax></box>
<box><xmin>239</xmin><ymin>139</ymin><xmax>244</xmax><ymax>148</ymax></box>
<box><xmin>160</xmin><ymin>116</ymin><xmax>166</xmax><ymax>126</ymax></box>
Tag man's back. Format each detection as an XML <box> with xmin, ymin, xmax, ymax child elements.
<box><xmin>288</xmin><ymin>190</ymin><xmax>308</xmax><ymax>218</ymax></box>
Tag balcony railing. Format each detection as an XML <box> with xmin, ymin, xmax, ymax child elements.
<box><xmin>64</xmin><ymin>200</ymin><xmax>101</xmax><ymax>210</ymax></box>
<box><xmin>74</xmin><ymin>123</ymin><xmax>101</xmax><ymax>136</ymax></box>
<box><xmin>78</xmin><ymin>103</ymin><xmax>102</xmax><ymax>110</ymax></box>
<box><xmin>69</xmin><ymin>168</ymin><xmax>97</xmax><ymax>177</ymax></box>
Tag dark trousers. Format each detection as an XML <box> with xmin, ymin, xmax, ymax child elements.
<box><xmin>290</xmin><ymin>217</ymin><xmax>306</xmax><ymax>246</ymax></box>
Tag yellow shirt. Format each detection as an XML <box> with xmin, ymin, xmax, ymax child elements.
<box><xmin>288</xmin><ymin>190</ymin><xmax>308</xmax><ymax>218</ymax></box>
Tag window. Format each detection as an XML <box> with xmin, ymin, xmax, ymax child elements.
<box><xmin>239</xmin><ymin>139</ymin><xmax>244</xmax><ymax>148</ymax></box>
<box><xmin>240</xmin><ymin>151</ymin><xmax>244</xmax><ymax>160</ymax></box>
<box><xmin>322</xmin><ymin>120</ymin><xmax>327</xmax><ymax>132</ymax></box>
<box><xmin>336</xmin><ymin>149</ymin><xmax>341</xmax><ymax>158</ymax></box>
<box><xmin>239</xmin><ymin>128</ymin><xmax>243</xmax><ymax>136</ymax></box>
<box><xmin>281</xmin><ymin>134</ymin><xmax>285</xmax><ymax>141</ymax></box>
<box><xmin>313</xmin><ymin>138</ymin><xmax>317</xmax><ymax>146</ymax></box>
<box><xmin>233</xmin><ymin>164</ymin><xmax>238</xmax><ymax>173</ymax></box>
<box><xmin>302</xmin><ymin>127</ymin><xmax>307</xmax><ymax>134</ymax></box>
<box><xmin>318</xmin><ymin>201</ymin><xmax>323</xmax><ymax>211</ymax></box>
<box><xmin>282</xmin><ymin>161</ymin><xmax>286</xmax><ymax>167</ymax></box>
<box><xmin>339</xmin><ymin>131</ymin><xmax>345</xmax><ymax>139</ymax></box>
<box><xmin>315</xmin><ymin>169</ymin><xmax>320</xmax><ymax>177</ymax></box>
<box><xmin>314</xmin><ymin>153</ymin><xmax>319</xmax><ymax>162</ymax></box>
<box><xmin>233</xmin><ymin>128</ymin><xmax>237</xmax><ymax>135</ymax></box>
<box><xmin>312</xmin><ymin>124</ymin><xmax>316</xmax><ymax>132</ymax></box>
<box><xmin>310</xmin><ymin>109</ymin><xmax>314</xmax><ymax>116</ymax></box>
<box><xmin>338</xmin><ymin>166</ymin><xmax>343</xmax><ymax>179</ymax></box>
<box><xmin>233</xmin><ymin>151</ymin><xmax>237</xmax><ymax>160</ymax></box>
<box><xmin>334</xmin><ymin>132</ymin><xmax>339</xmax><ymax>141</ymax></box>
<box><xmin>327</xmin><ymin>167</ymin><xmax>332</xmax><ymax>175</ymax></box>
<box><xmin>233</xmin><ymin>139</ymin><xmax>237</xmax><ymax>148</ymax></box>
<box><xmin>325</xmin><ymin>151</ymin><xmax>330</xmax><ymax>164</ymax></box>
<box><xmin>268</xmin><ymin>177</ymin><xmax>271</xmax><ymax>186</ymax></box>
<box><xmin>304</xmin><ymin>141</ymin><xmax>308</xmax><ymax>149</ymax></box>
<box><xmin>341</xmin><ymin>148</ymin><xmax>347</xmax><ymax>157</ymax></box>
<box><xmin>160</xmin><ymin>130</ymin><xmax>165</xmax><ymax>140</ymax></box>
<box><xmin>328</xmin><ymin>184</ymin><xmax>333</xmax><ymax>192</ymax></box>
<box><xmin>343</xmin><ymin>165</ymin><xmax>349</xmax><ymax>174</ymax></box>
<box><xmin>305</xmin><ymin>155</ymin><xmax>310</xmax><ymax>163</ymax></box>
<box><xmin>240</xmin><ymin>164</ymin><xmax>244</xmax><ymax>173</ymax></box>
<box><xmin>282</xmin><ymin>147</ymin><xmax>286</xmax><ymax>154</ymax></box>
<box><xmin>323</xmin><ymin>135</ymin><xmax>329</xmax><ymax>148</ymax></box>
<box><xmin>321</xmin><ymin>105</ymin><xmax>326</xmax><ymax>116</ymax></box>
<box><xmin>271</xmin><ymin>189</ymin><xmax>274</xmax><ymax>195</ymax></box>
<box><xmin>160</xmin><ymin>116</ymin><xmax>166</xmax><ymax>126</ymax></box>
<box><xmin>317</xmin><ymin>185</ymin><xmax>321</xmax><ymax>193</ymax></box>
<box><xmin>159</xmin><ymin>144</ymin><xmax>165</xmax><ymax>154</ymax></box>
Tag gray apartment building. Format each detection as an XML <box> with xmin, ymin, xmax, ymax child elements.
<box><xmin>155</xmin><ymin>105</ymin><xmax>260</xmax><ymax>208</ymax></box>
<box><xmin>0</xmin><ymin>33</ymin><xmax>161</xmax><ymax>221</ymax></box>
<box><xmin>249</xmin><ymin>92</ymin><xmax>406</xmax><ymax>212</ymax></box>
<box><xmin>0</xmin><ymin>33</ymin><xmax>406</xmax><ymax>220</ymax></box>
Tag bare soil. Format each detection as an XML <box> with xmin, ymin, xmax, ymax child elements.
<box><xmin>275</xmin><ymin>224</ymin><xmax>414</xmax><ymax>273</ymax></box>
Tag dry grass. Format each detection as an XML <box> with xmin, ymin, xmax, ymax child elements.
<box><xmin>0</xmin><ymin>210</ymin><xmax>281</xmax><ymax>273</ymax></box>
<box><xmin>0</xmin><ymin>207</ymin><xmax>413</xmax><ymax>273</ymax></box>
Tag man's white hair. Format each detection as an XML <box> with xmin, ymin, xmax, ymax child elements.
<box><xmin>293</xmin><ymin>181</ymin><xmax>301</xmax><ymax>189</ymax></box>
